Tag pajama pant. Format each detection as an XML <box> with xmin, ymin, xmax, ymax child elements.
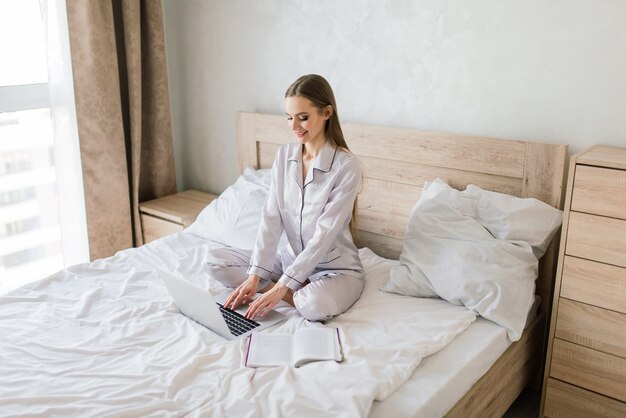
<box><xmin>203</xmin><ymin>247</ymin><xmax>364</xmax><ymax>322</ymax></box>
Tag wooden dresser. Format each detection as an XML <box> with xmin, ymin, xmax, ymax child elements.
<box><xmin>139</xmin><ymin>190</ymin><xmax>217</xmax><ymax>243</ymax></box>
<box><xmin>541</xmin><ymin>145</ymin><xmax>626</xmax><ymax>417</ymax></box>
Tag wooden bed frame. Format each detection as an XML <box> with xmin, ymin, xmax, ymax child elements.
<box><xmin>236</xmin><ymin>112</ymin><xmax>567</xmax><ymax>417</ymax></box>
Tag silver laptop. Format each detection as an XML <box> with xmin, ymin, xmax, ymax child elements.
<box><xmin>160</xmin><ymin>271</ymin><xmax>286</xmax><ymax>340</ymax></box>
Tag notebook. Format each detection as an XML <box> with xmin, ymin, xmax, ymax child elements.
<box><xmin>160</xmin><ymin>271</ymin><xmax>287</xmax><ymax>340</ymax></box>
<box><xmin>245</xmin><ymin>327</ymin><xmax>344</xmax><ymax>368</ymax></box>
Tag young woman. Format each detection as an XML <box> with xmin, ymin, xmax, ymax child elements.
<box><xmin>204</xmin><ymin>74</ymin><xmax>364</xmax><ymax>321</ymax></box>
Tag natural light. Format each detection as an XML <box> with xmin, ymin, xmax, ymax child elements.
<box><xmin>0</xmin><ymin>0</ymin><xmax>64</xmax><ymax>293</ymax></box>
<box><xmin>0</xmin><ymin>0</ymin><xmax>49</xmax><ymax>87</ymax></box>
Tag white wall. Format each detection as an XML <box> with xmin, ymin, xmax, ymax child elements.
<box><xmin>163</xmin><ymin>0</ymin><xmax>626</xmax><ymax>194</ymax></box>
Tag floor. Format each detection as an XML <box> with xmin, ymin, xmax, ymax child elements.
<box><xmin>503</xmin><ymin>388</ymin><xmax>541</xmax><ymax>418</ymax></box>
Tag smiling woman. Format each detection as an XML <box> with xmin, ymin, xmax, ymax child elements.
<box><xmin>205</xmin><ymin>74</ymin><xmax>366</xmax><ymax>324</ymax></box>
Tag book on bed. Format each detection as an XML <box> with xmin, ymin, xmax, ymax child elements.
<box><xmin>245</xmin><ymin>327</ymin><xmax>343</xmax><ymax>368</ymax></box>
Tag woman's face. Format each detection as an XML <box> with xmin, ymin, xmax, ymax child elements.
<box><xmin>285</xmin><ymin>95</ymin><xmax>330</xmax><ymax>148</ymax></box>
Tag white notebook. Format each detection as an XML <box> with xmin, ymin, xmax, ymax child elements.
<box><xmin>245</xmin><ymin>327</ymin><xmax>344</xmax><ymax>368</ymax></box>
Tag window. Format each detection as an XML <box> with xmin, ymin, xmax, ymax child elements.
<box><xmin>0</xmin><ymin>0</ymin><xmax>64</xmax><ymax>292</ymax></box>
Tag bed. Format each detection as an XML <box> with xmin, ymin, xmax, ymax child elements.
<box><xmin>237</xmin><ymin>112</ymin><xmax>567</xmax><ymax>416</ymax></box>
<box><xmin>0</xmin><ymin>112</ymin><xmax>567</xmax><ymax>417</ymax></box>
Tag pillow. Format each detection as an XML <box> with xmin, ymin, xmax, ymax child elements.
<box><xmin>464</xmin><ymin>184</ymin><xmax>562</xmax><ymax>258</ymax></box>
<box><xmin>382</xmin><ymin>178</ymin><xmax>562</xmax><ymax>341</ymax></box>
<box><xmin>186</xmin><ymin>167</ymin><xmax>271</xmax><ymax>251</ymax></box>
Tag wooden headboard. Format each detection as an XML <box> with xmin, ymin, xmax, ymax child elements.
<box><xmin>236</xmin><ymin>112</ymin><xmax>568</xmax><ymax>316</ymax></box>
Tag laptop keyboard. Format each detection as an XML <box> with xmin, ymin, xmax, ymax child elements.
<box><xmin>217</xmin><ymin>303</ymin><xmax>261</xmax><ymax>336</ymax></box>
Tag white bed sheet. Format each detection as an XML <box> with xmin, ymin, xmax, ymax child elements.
<box><xmin>370</xmin><ymin>317</ymin><xmax>510</xmax><ymax>418</ymax></box>
<box><xmin>0</xmin><ymin>232</ymin><xmax>478</xmax><ymax>418</ymax></box>
<box><xmin>371</xmin><ymin>293</ymin><xmax>543</xmax><ymax>417</ymax></box>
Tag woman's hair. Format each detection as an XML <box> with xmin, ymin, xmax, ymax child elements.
<box><xmin>285</xmin><ymin>74</ymin><xmax>360</xmax><ymax>237</ymax></box>
<box><xmin>285</xmin><ymin>74</ymin><xmax>349</xmax><ymax>151</ymax></box>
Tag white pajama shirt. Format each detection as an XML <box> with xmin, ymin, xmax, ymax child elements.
<box><xmin>246</xmin><ymin>140</ymin><xmax>365</xmax><ymax>291</ymax></box>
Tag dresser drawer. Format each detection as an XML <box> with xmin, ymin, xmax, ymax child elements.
<box><xmin>561</xmin><ymin>256</ymin><xmax>626</xmax><ymax>314</ymax></box>
<box><xmin>550</xmin><ymin>338</ymin><xmax>626</xmax><ymax>402</ymax></box>
<box><xmin>571</xmin><ymin>165</ymin><xmax>626</xmax><ymax>220</ymax></box>
<box><xmin>566</xmin><ymin>212</ymin><xmax>626</xmax><ymax>268</ymax></box>
<box><xmin>141</xmin><ymin>214</ymin><xmax>183</xmax><ymax>243</ymax></box>
<box><xmin>544</xmin><ymin>378</ymin><xmax>626</xmax><ymax>418</ymax></box>
<box><xmin>555</xmin><ymin>298</ymin><xmax>626</xmax><ymax>358</ymax></box>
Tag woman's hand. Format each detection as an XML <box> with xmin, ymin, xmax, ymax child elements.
<box><xmin>245</xmin><ymin>282</ymin><xmax>288</xmax><ymax>320</ymax></box>
<box><xmin>223</xmin><ymin>275</ymin><xmax>261</xmax><ymax>310</ymax></box>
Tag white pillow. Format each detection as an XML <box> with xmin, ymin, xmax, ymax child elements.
<box><xmin>186</xmin><ymin>167</ymin><xmax>271</xmax><ymax>251</ymax></box>
<box><xmin>383</xmin><ymin>179</ymin><xmax>562</xmax><ymax>341</ymax></box>
<box><xmin>464</xmin><ymin>184</ymin><xmax>562</xmax><ymax>258</ymax></box>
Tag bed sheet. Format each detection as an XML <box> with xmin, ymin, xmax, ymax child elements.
<box><xmin>370</xmin><ymin>317</ymin><xmax>510</xmax><ymax>418</ymax></box>
<box><xmin>371</xmin><ymin>295</ymin><xmax>546</xmax><ymax>418</ymax></box>
<box><xmin>0</xmin><ymin>232</ymin><xmax>476</xmax><ymax>417</ymax></box>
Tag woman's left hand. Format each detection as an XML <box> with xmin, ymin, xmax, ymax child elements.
<box><xmin>245</xmin><ymin>283</ymin><xmax>289</xmax><ymax>320</ymax></box>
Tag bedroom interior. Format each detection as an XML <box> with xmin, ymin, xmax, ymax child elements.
<box><xmin>0</xmin><ymin>109</ymin><xmax>570</xmax><ymax>417</ymax></box>
<box><xmin>1</xmin><ymin>0</ymin><xmax>625</xmax><ymax>417</ymax></box>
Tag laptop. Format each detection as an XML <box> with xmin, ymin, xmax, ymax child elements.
<box><xmin>160</xmin><ymin>271</ymin><xmax>287</xmax><ymax>340</ymax></box>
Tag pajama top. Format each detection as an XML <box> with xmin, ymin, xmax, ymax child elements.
<box><xmin>247</xmin><ymin>140</ymin><xmax>364</xmax><ymax>291</ymax></box>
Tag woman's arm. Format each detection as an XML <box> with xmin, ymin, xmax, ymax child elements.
<box><xmin>244</xmin><ymin>281</ymin><xmax>289</xmax><ymax>319</ymax></box>
<box><xmin>247</xmin><ymin>150</ymin><xmax>285</xmax><ymax>280</ymax></box>
<box><xmin>223</xmin><ymin>274</ymin><xmax>261</xmax><ymax>310</ymax></box>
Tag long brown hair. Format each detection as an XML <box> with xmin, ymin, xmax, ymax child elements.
<box><xmin>285</xmin><ymin>74</ymin><xmax>360</xmax><ymax>237</ymax></box>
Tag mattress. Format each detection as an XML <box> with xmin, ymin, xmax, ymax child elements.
<box><xmin>371</xmin><ymin>294</ymin><xmax>542</xmax><ymax>417</ymax></box>
<box><xmin>370</xmin><ymin>317</ymin><xmax>510</xmax><ymax>417</ymax></box>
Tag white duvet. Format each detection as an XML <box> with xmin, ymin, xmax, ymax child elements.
<box><xmin>0</xmin><ymin>232</ymin><xmax>476</xmax><ymax>418</ymax></box>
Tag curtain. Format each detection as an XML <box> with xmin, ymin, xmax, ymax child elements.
<box><xmin>44</xmin><ymin>0</ymin><xmax>90</xmax><ymax>267</ymax></box>
<box><xmin>65</xmin><ymin>0</ymin><xmax>176</xmax><ymax>260</ymax></box>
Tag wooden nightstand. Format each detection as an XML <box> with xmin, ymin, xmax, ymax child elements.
<box><xmin>541</xmin><ymin>145</ymin><xmax>626</xmax><ymax>417</ymax></box>
<box><xmin>139</xmin><ymin>190</ymin><xmax>217</xmax><ymax>243</ymax></box>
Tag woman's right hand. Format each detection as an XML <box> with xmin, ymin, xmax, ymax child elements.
<box><xmin>223</xmin><ymin>275</ymin><xmax>261</xmax><ymax>310</ymax></box>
